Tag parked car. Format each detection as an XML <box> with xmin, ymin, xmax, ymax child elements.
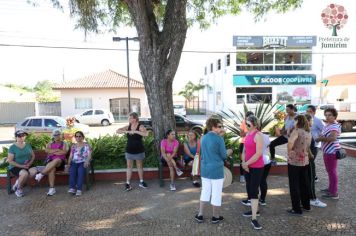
<box><xmin>139</xmin><ymin>114</ymin><xmax>203</xmax><ymax>134</ymax></box>
<box><xmin>74</xmin><ymin>109</ymin><xmax>115</xmax><ymax>126</ymax></box>
<box><xmin>173</xmin><ymin>105</ymin><xmax>186</xmax><ymax>116</ymax></box>
<box><xmin>15</xmin><ymin>116</ymin><xmax>90</xmax><ymax>135</ymax></box>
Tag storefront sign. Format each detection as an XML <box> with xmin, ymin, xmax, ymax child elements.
<box><xmin>233</xmin><ymin>36</ymin><xmax>317</xmax><ymax>48</ymax></box>
<box><xmin>233</xmin><ymin>74</ymin><xmax>316</xmax><ymax>86</ymax></box>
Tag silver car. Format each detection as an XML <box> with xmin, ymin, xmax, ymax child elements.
<box><xmin>15</xmin><ymin>116</ymin><xmax>90</xmax><ymax>135</ymax></box>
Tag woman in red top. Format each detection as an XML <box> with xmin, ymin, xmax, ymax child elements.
<box><xmin>241</xmin><ymin>115</ymin><xmax>264</xmax><ymax>230</ymax></box>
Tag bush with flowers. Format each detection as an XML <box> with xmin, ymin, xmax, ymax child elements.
<box><xmin>269</xmin><ymin>111</ymin><xmax>286</xmax><ymax>137</ymax></box>
<box><xmin>63</xmin><ymin>117</ymin><xmax>81</xmax><ymax>142</ymax></box>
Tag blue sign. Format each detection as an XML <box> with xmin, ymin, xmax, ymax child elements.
<box><xmin>233</xmin><ymin>74</ymin><xmax>316</xmax><ymax>86</ymax></box>
<box><xmin>233</xmin><ymin>36</ymin><xmax>317</xmax><ymax>48</ymax></box>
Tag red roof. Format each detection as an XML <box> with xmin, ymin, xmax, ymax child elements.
<box><xmin>317</xmin><ymin>73</ymin><xmax>356</xmax><ymax>86</ymax></box>
<box><xmin>54</xmin><ymin>70</ymin><xmax>144</xmax><ymax>89</ymax></box>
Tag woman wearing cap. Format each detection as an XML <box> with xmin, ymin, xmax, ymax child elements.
<box><xmin>7</xmin><ymin>130</ymin><xmax>37</xmax><ymax>197</ymax></box>
<box><xmin>35</xmin><ymin>129</ymin><xmax>69</xmax><ymax>196</ymax></box>
<box><xmin>241</xmin><ymin>115</ymin><xmax>264</xmax><ymax>230</ymax></box>
<box><xmin>195</xmin><ymin>116</ymin><xmax>232</xmax><ymax>224</ymax></box>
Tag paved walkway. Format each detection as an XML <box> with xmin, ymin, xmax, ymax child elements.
<box><xmin>1</xmin><ymin>146</ymin><xmax>356</xmax><ymax>235</ymax></box>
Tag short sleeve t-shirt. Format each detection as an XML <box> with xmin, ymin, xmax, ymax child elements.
<box><xmin>71</xmin><ymin>143</ymin><xmax>91</xmax><ymax>163</ymax></box>
<box><xmin>161</xmin><ymin>139</ymin><xmax>179</xmax><ymax>157</ymax></box>
<box><xmin>8</xmin><ymin>143</ymin><xmax>33</xmax><ymax>169</ymax></box>
<box><xmin>321</xmin><ymin>122</ymin><xmax>341</xmax><ymax>154</ymax></box>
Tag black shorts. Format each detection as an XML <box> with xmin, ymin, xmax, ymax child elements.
<box><xmin>46</xmin><ymin>158</ymin><xmax>66</xmax><ymax>171</ymax></box>
<box><xmin>9</xmin><ymin>167</ymin><xmax>32</xmax><ymax>177</ymax></box>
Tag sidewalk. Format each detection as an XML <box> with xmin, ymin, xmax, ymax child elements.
<box><xmin>1</xmin><ymin>145</ymin><xmax>356</xmax><ymax>235</ymax></box>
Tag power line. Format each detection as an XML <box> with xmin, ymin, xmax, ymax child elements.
<box><xmin>0</xmin><ymin>43</ymin><xmax>356</xmax><ymax>55</ymax></box>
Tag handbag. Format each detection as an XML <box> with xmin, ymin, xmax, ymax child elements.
<box><xmin>336</xmin><ymin>149</ymin><xmax>347</xmax><ymax>160</ymax></box>
<box><xmin>191</xmin><ymin>140</ymin><xmax>201</xmax><ymax>176</ymax></box>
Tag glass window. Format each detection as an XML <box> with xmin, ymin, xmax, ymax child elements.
<box><xmin>204</xmin><ymin>66</ymin><xmax>207</xmax><ymax>75</ymax></box>
<box><xmin>301</xmin><ymin>52</ymin><xmax>312</xmax><ymax>64</ymax></box>
<box><xmin>83</xmin><ymin>110</ymin><xmax>93</xmax><ymax>116</ymax></box>
<box><xmin>75</xmin><ymin>98</ymin><xmax>92</xmax><ymax>109</ymax></box>
<box><xmin>226</xmin><ymin>54</ymin><xmax>230</xmax><ymax>66</ymax></box>
<box><xmin>27</xmin><ymin>119</ymin><xmax>42</xmax><ymax>127</ymax></box>
<box><xmin>217</xmin><ymin>59</ymin><xmax>221</xmax><ymax>70</ymax></box>
<box><xmin>21</xmin><ymin>119</ymin><xmax>30</xmax><ymax>126</ymax></box>
<box><xmin>246</xmin><ymin>94</ymin><xmax>272</xmax><ymax>104</ymax></box>
<box><xmin>95</xmin><ymin>110</ymin><xmax>104</xmax><ymax>115</ymax></box>
<box><xmin>175</xmin><ymin>115</ymin><xmax>185</xmax><ymax>123</ymax></box>
<box><xmin>44</xmin><ymin>119</ymin><xmax>59</xmax><ymax>127</ymax></box>
<box><xmin>210</xmin><ymin>63</ymin><xmax>213</xmax><ymax>73</ymax></box>
<box><xmin>236</xmin><ymin>95</ymin><xmax>245</xmax><ymax>104</ymax></box>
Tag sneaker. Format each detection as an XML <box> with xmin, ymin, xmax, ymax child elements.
<box><xmin>192</xmin><ymin>181</ymin><xmax>201</xmax><ymax>188</ymax></box>
<box><xmin>302</xmin><ymin>207</ymin><xmax>311</xmax><ymax>212</ymax></box>
<box><xmin>286</xmin><ymin>209</ymin><xmax>302</xmax><ymax>216</ymax></box>
<box><xmin>139</xmin><ymin>181</ymin><xmax>148</xmax><ymax>189</ymax></box>
<box><xmin>47</xmin><ymin>188</ymin><xmax>56</xmax><ymax>196</ymax></box>
<box><xmin>170</xmin><ymin>184</ymin><xmax>176</xmax><ymax>191</ymax></box>
<box><xmin>176</xmin><ymin>169</ymin><xmax>183</xmax><ymax>176</ymax></box>
<box><xmin>211</xmin><ymin>216</ymin><xmax>224</xmax><ymax>224</ymax></box>
<box><xmin>239</xmin><ymin>175</ymin><xmax>245</xmax><ymax>183</ymax></box>
<box><xmin>243</xmin><ymin>211</ymin><xmax>260</xmax><ymax>217</ymax></box>
<box><xmin>35</xmin><ymin>173</ymin><xmax>44</xmax><ymax>182</ymax></box>
<box><xmin>195</xmin><ymin>214</ymin><xmax>204</xmax><ymax>223</ymax></box>
<box><xmin>251</xmin><ymin>219</ymin><xmax>262</xmax><ymax>230</ymax></box>
<box><xmin>270</xmin><ymin>160</ymin><xmax>277</xmax><ymax>166</ymax></box>
<box><xmin>259</xmin><ymin>200</ymin><xmax>267</xmax><ymax>206</ymax></box>
<box><xmin>15</xmin><ymin>189</ymin><xmax>24</xmax><ymax>197</ymax></box>
<box><xmin>75</xmin><ymin>190</ymin><xmax>82</xmax><ymax>196</ymax></box>
<box><xmin>125</xmin><ymin>183</ymin><xmax>133</xmax><ymax>192</ymax></box>
<box><xmin>241</xmin><ymin>199</ymin><xmax>251</xmax><ymax>206</ymax></box>
<box><xmin>310</xmin><ymin>199</ymin><xmax>327</xmax><ymax>208</ymax></box>
<box><xmin>12</xmin><ymin>179</ymin><xmax>19</xmax><ymax>192</ymax></box>
<box><xmin>320</xmin><ymin>188</ymin><xmax>329</xmax><ymax>193</ymax></box>
<box><xmin>322</xmin><ymin>193</ymin><xmax>339</xmax><ymax>200</ymax></box>
<box><xmin>68</xmin><ymin>188</ymin><xmax>76</xmax><ymax>194</ymax></box>
<box><xmin>314</xmin><ymin>176</ymin><xmax>319</xmax><ymax>182</ymax></box>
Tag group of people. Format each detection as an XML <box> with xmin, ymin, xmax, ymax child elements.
<box><xmin>7</xmin><ymin>106</ymin><xmax>342</xmax><ymax>231</ymax></box>
<box><xmin>7</xmin><ymin>129</ymin><xmax>91</xmax><ymax>197</ymax></box>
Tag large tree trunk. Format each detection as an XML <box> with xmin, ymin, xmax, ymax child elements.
<box><xmin>125</xmin><ymin>0</ymin><xmax>188</xmax><ymax>152</ymax></box>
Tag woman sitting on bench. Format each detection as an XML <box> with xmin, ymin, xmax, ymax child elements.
<box><xmin>35</xmin><ymin>129</ymin><xmax>69</xmax><ymax>196</ymax></box>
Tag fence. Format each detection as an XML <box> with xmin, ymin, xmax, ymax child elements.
<box><xmin>0</xmin><ymin>102</ymin><xmax>61</xmax><ymax>124</ymax></box>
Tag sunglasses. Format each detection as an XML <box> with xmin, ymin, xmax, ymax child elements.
<box><xmin>17</xmin><ymin>134</ymin><xmax>26</xmax><ymax>138</ymax></box>
<box><xmin>246</xmin><ymin>123</ymin><xmax>252</xmax><ymax>128</ymax></box>
<box><xmin>53</xmin><ymin>134</ymin><xmax>60</xmax><ymax>137</ymax></box>
<box><xmin>75</xmin><ymin>135</ymin><xmax>83</xmax><ymax>138</ymax></box>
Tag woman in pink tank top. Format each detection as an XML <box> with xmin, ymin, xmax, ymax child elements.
<box><xmin>241</xmin><ymin>115</ymin><xmax>264</xmax><ymax>230</ymax></box>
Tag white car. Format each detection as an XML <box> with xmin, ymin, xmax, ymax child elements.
<box><xmin>74</xmin><ymin>109</ymin><xmax>115</xmax><ymax>126</ymax></box>
<box><xmin>15</xmin><ymin>116</ymin><xmax>90</xmax><ymax>135</ymax></box>
<box><xmin>173</xmin><ymin>105</ymin><xmax>186</xmax><ymax>116</ymax></box>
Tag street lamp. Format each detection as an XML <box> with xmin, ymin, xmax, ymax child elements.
<box><xmin>112</xmin><ymin>36</ymin><xmax>139</xmax><ymax>113</ymax></box>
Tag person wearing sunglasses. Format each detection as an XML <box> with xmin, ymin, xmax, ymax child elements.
<box><xmin>66</xmin><ymin>131</ymin><xmax>92</xmax><ymax>196</ymax></box>
<box><xmin>195</xmin><ymin>116</ymin><xmax>233</xmax><ymax>224</ymax></box>
<box><xmin>241</xmin><ymin>116</ymin><xmax>264</xmax><ymax>230</ymax></box>
<box><xmin>7</xmin><ymin>130</ymin><xmax>37</xmax><ymax>197</ymax></box>
<box><xmin>35</xmin><ymin>129</ymin><xmax>69</xmax><ymax>196</ymax></box>
<box><xmin>286</xmin><ymin>115</ymin><xmax>312</xmax><ymax>215</ymax></box>
<box><xmin>315</xmin><ymin>108</ymin><xmax>341</xmax><ymax>200</ymax></box>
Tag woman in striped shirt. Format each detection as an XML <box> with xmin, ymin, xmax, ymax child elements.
<box><xmin>316</xmin><ymin>108</ymin><xmax>341</xmax><ymax>200</ymax></box>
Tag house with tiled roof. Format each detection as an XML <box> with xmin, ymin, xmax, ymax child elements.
<box><xmin>53</xmin><ymin>70</ymin><xmax>149</xmax><ymax>120</ymax></box>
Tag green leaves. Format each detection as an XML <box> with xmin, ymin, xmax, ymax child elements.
<box><xmin>25</xmin><ymin>133</ymin><xmax>52</xmax><ymax>151</ymax></box>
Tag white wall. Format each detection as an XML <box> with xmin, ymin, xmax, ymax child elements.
<box><xmin>59</xmin><ymin>88</ymin><xmax>150</xmax><ymax>118</ymax></box>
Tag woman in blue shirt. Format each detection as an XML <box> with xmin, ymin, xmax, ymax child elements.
<box><xmin>195</xmin><ymin>116</ymin><xmax>232</xmax><ymax>224</ymax></box>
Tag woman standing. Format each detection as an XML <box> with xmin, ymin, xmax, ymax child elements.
<box><xmin>35</xmin><ymin>129</ymin><xmax>69</xmax><ymax>196</ymax></box>
<box><xmin>7</xmin><ymin>130</ymin><xmax>37</xmax><ymax>197</ymax></box>
<box><xmin>161</xmin><ymin>129</ymin><xmax>183</xmax><ymax>191</ymax></box>
<box><xmin>117</xmin><ymin>112</ymin><xmax>148</xmax><ymax>191</ymax></box>
<box><xmin>195</xmin><ymin>116</ymin><xmax>232</xmax><ymax>224</ymax></box>
<box><xmin>238</xmin><ymin>111</ymin><xmax>254</xmax><ymax>183</ymax></box>
<box><xmin>287</xmin><ymin>115</ymin><xmax>312</xmax><ymax>215</ymax></box>
<box><xmin>183</xmin><ymin>130</ymin><xmax>201</xmax><ymax>187</ymax></box>
<box><xmin>316</xmin><ymin>108</ymin><xmax>341</xmax><ymax>200</ymax></box>
<box><xmin>241</xmin><ymin>116</ymin><xmax>264</xmax><ymax>230</ymax></box>
<box><xmin>67</xmin><ymin>131</ymin><xmax>92</xmax><ymax>196</ymax></box>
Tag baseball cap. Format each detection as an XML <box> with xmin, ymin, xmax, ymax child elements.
<box><xmin>52</xmin><ymin>129</ymin><xmax>62</xmax><ymax>137</ymax></box>
<box><xmin>15</xmin><ymin>130</ymin><xmax>28</xmax><ymax>137</ymax></box>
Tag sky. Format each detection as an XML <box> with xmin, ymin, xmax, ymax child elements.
<box><xmin>0</xmin><ymin>0</ymin><xmax>356</xmax><ymax>92</ymax></box>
